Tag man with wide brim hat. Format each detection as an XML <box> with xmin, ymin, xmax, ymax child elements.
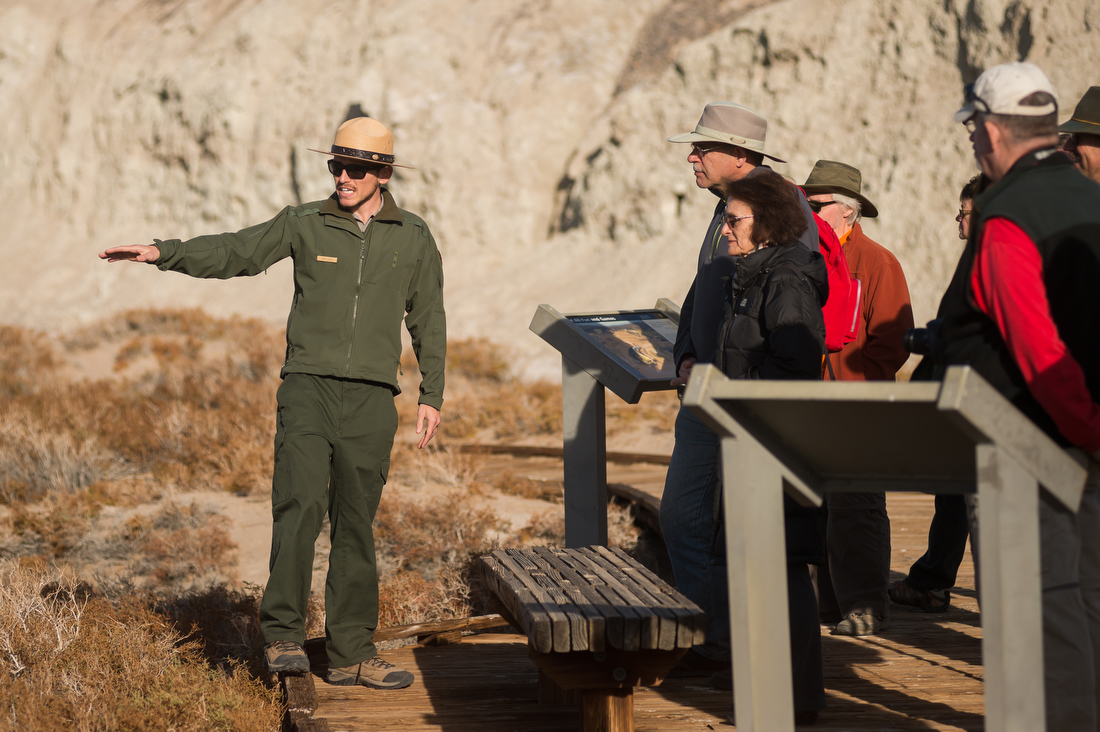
<box><xmin>99</xmin><ymin>115</ymin><xmax>446</xmax><ymax>692</ymax></box>
<box><xmin>1060</xmin><ymin>86</ymin><xmax>1100</xmax><ymax>183</ymax></box>
<box><xmin>660</xmin><ymin>100</ymin><xmax>822</xmax><ymax>707</ymax></box>
<box><xmin>667</xmin><ymin>101</ymin><xmax>787</xmax><ymax>163</ymax></box>
<box><xmin>803</xmin><ymin>158</ymin><xmax>913</xmax><ymax>642</ymax></box>
<box><xmin>801</xmin><ymin>159</ymin><xmax>879</xmax><ymax>219</ymax></box>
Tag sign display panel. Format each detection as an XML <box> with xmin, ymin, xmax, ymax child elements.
<box><xmin>565</xmin><ymin>311</ymin><xmax>678</xmax><ymax>381</ymax></box>
<box><xmin>530</xmin><ymin>300</ymin><xmax>681</xmax><ymax>403</ymax></box>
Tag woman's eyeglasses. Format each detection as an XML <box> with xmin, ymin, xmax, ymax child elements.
<box><xmin>724</xmin><ymin>214</ymin><xmax>754</xmax><ymax>226</ymax></box>
<box><xmin>327</xmin><ymin>160</ymin><xmax>383</xmax><ymax>179</ymax></box>
<box><xmin>956</xmin><ymin>209</ymin><xmax>972</xmax><ymax>222</ymax></box>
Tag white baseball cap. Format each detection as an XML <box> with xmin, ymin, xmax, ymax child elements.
<box><xmin>953</xmin><ymin>62</ymin><xmax>1058</xmax><ymax>123</ymax></box>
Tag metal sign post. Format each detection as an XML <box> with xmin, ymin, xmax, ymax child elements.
<box><xmin>683</xmin><ymin>364</ymin><xmax>1087</xmax><ymax>732</ymax></box>
<box><xmin>530</xmin><ymin>300</ymin><xmax>680</xmax><ymax>547</ymax></box>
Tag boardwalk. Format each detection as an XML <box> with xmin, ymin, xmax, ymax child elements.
<box><xmin>309</xmin><ymin>459</ymin><xmax>983</xmax><ymax>731</ymax></box>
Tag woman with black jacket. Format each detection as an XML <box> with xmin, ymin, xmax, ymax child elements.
<box><xmin>714</xmin><ymin>169</ymin><xmax>829</xmax><ymax>725</ymax></box>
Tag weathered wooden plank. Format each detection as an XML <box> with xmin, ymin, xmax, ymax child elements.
<box><xmin>498</xmin><ymin>549</ymin><xmax>573</xmax><ymax>653</ymax></box>
<box><xmin>573</xmin><ymin>547</ymin><xmax>662</xmax><ymax>650</ymax></box>
<box><xmin>602</xmin><ymin>546</ymin><xmax>704</xmax><ymax>649</ymax></box>
<box><xmin>532</xmin><ymin>546</ymin><xmax>612</xmax><ymax>652</ymax></box>
<box><xmin>506</xmin><ymin>549</ymin><xmax>586</xmax><ymax>652</ymax></box>
<box><xmin>549</xmin><ymin>548</ymin><xmax>644</xmax><ymax>651</ymax></box>
<box><xmin>582</xmin><ymin>547</ymin><xmax>677</xmax><ymax>651</ymax></box>
<box><xmin>283</xmin><ymin>673</ymin><xmax>326</xmax><ymax>732</ymax></box>
<box><xmin>379</xmin><ymin>615</ymin><xmax>510</xmax><ymax>641</ymax></box>
<box><xmin>458</xmin><ymin>443</ymin><xmax>670</xmax><ymax>465</ymax></box>
<box><xmin>480</xmin><ymin>554</ymin><xmax>553</xmax><ymax>652</ymax></box>
<box><xmin>305</xmin><ymin>615</ymin><xmax>511</xmax><ymax>661</ymax></box>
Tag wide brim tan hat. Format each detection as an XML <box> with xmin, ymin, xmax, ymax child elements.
<box><xmin>801</xmin><ymin>159</ymin><xmax>879</xmax><ymax>218</ymax></box>
<box><xmin>1060</xmin><ymin>86</ymin><xmax>1100</xmax><ymax>136</ymax></box>
<box><xmin>668</xmin><ymin>101</ymin><xmax>786</xmax><ymax>163</ymax></box>
<box><xmin>308</xmin><ymin>117</ymin><xmax>416</xmax><ymax>170</ymax></box>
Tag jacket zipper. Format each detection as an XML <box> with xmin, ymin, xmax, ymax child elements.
<box><xmin>345</xmin><ymin>232</ymin><xmax>368</xmax><ymax>376</ymax></box>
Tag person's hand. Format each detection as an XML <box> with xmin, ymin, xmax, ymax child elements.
<box><xmin>99</xmin><ymin>245</ymin><xmax>160</xmax><ymax>263</ymax></box>
<box><xmin>415</xmin><ymin>404</ymin><xmax>441</xmax><ymax>449</ymax></box>
<box><xmin>670</xmin><ymin>357</ymin><xmax>697</xmax><ymax>388</ymax></box>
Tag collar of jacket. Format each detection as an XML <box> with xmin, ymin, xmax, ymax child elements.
<box><xmin>975</xmin><ymin>147</ymin><xmax>1067</xmax><ymax>214</ymax></box>
<box><xmin>320</xmin><ymin>187</ymin><xmax>404</xmax><ymax>227</ymax></box>
<box><xmin>734</xmin><ymin>242</ymin><xmax>810</xmax><ymax>288</ymax></box>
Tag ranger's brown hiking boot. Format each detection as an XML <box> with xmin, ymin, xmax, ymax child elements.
<box><xmin>264</xmin><ymin>640</ymin><xmax>311</xmax><ymax>675</ymax></box>
<box><xmin>326</xmin><ymin>656</ymin><xmax>414</xmax><ymax>690</ymax></box>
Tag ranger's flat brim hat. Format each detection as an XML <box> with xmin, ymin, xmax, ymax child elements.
<box><xmin>802</xmin><ymin>159</ymin><xmax>878</xmax><ymax>218</ymax></box>
<box><xmin>668</xmin><ymin>101</ymin><xmax>786</xmax><ymax>163</ymax></box>
<box><xmin>1060</xmin><ymin>86</ymin><xmax>1100</xmax><ymax>135</ymax></box>
<box><xmin>309</xmin><ymin>117</ymin><xmax>416</xmax><ymax>170</ymax></box>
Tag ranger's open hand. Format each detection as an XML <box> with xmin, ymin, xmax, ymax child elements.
<box><xmin>99</xmin><ymin>245</ymin><xmax>161</xmax><ymax>263</ymax></box>
<box><xmin>416</xmin><ymin>404</ymin><xmax>441</xmax><ymax>449</ymax></box>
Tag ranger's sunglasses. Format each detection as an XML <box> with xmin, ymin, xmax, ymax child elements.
<box><xmin>328</xmin><ymin>160</ymin><xmax>382</xmax><ymax>179</ymax></box>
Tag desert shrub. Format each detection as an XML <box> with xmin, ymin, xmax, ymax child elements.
<box><xmin>377</xmin><ymin>562</ymin><xmax>471</xmax><ymax>628</ymax></box>
<box><xmin>0</xmin><ymin>562</ymin><xmax>281</xmax><ymax>732</ymax></box>
<box><xmin>605</xmin><ymin>388</ymin><xmax>680</xmax><ymax>435</ymax></box>
<box><xmin>0</xmin><ymin>325</ymin><xmax>57</xmax><ymax>397</ymax></box>
<box><xmin>126</xmin><ymin>501</ymin><xmax>238</xmax><ymax>590</ymax></box>
<box><xmin>441</xmin><ymin>379</ymin><xmax>562</xmax><ymax>440</ymax></box>
<box><xmin>515</xmin><ymin>502</ymin><xmax>639</xmax><ymax>551</ymax></box>
<box><xmin>153</xmin><ymin>584</ymin><xmax>272</xmax><ymax>679</ymax></box>
<box><xmin>0</xmin><ymin>315</ymin><xmax>281</xmax><ymax>500</ymax></box>
<box><xmin>0</xmin><ymin>411</ymin><xmax>120</xmax><ymax>505</ymax></box>
<box><xmin>374</xmin><ymin>490</ymin><xmax>505</xmax><ymax>573</ymax></box>
<box><xmin>6</xmin><ymin>492</ymin><xmax>101</xmax><ymax>559</ymax></box>
<box><xmin>445</xmin><ymin>337</ymin><xmax>510</xmax><ymax>382</ymax></box>
<box><xmin>392</xmin><ymin>444</ymin><xmax>483</xmax><ymax>491</ymax></box>
<box><xmin>493</xmin><ymin>471</ymin><xmax>562</xmax><ymax>502</ymax></box>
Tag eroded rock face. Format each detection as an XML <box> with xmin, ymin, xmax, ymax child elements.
<box><xmin>1</xmin><ymin>0</ymin><xmax>1096</xmax><ymax>376</ymax></box>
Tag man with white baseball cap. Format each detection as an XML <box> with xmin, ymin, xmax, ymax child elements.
<box><xmin>661</xmin><ymin>102</ymin><xmax>823</xmax><ymax>717</ymax></box>
<box><xmin>936</xmin><ymin>62</ymin><xmax>1100</xmax><ymax>731</ymax></box>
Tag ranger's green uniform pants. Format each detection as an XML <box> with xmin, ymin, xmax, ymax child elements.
<box><xmin>260</xmin><ymin>373</ymin><xmax>398</xmax><ymax>667</ymax></box>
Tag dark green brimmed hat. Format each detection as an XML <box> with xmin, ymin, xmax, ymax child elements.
<box><xmin>801</xmin><ymin>159</ymin><xmax>878</xmax><ymax>219</ymax></box>
<box><xmin>1060</xmin><ymin>86</ymin><xmax>1100</xmax><ymax>136</ymax></box>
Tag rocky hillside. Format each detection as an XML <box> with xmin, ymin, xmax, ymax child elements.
<box><xmin>1</xmin><ymin>0</ymin><xmax>1096</xmax><ymax>377</ymax></box>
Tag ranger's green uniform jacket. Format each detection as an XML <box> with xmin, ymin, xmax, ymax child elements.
<box><xmin>154</xmin><ymin>189</ymin><xmax>446</xmax><ymax>409</ymax></box>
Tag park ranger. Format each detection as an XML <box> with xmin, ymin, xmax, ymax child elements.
<box><xmin>100</xmin><ymin>117</ymin><xmax>446</xmax><ymax>690</ymax></box>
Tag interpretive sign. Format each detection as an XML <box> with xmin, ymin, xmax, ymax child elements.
<box><xmin>565</xmin><ymin>311</ymin><xmax>677</xmax><ymax>380</ymax></box>
<box><xmin>531</xmin><ymin>300</ymin><xmax>680</xmax><ymax>547</ymax></box>
<box><xmin>531</xmin><ymin>302</ymin><xmax>680</xmax><ymax>404</ymax></box>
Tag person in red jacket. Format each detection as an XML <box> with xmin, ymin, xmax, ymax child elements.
<box><xmin>939</xmin><ymin>61</ymin><xmax>1100</xmax><ymax>731</ymax></box>
<box><xmin>802</xmin><ymin>160</ymin><xmax>914</xmax><ymax>636</ymax></box>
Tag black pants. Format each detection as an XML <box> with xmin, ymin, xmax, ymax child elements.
<box><xmin>789</xmin><ymin>562</ymin><xmax>827</xmax><ymax>713</ymax></box>
<box><xmin>905</xmin><ymin>494</ymin><xmax>970</xmax><ymax>592</ymax></box>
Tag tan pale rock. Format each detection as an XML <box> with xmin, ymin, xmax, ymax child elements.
<box><xmin>1</xmin><ymin>0</ymin><xmax>1097</xmax><ymax>378</ymax></box>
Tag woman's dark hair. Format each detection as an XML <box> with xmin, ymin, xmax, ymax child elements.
<box><xmin>959</xmin><ymin>173</ymin><xmax>988</xmax><ymax>202</ymax></box>
<box><xmin>725</xmin><ymin>170</ymin><xmax>808</xmax><ymax>247</ymax></box>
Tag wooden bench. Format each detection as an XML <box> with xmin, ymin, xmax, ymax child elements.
<box><xmin>479</xmin><ymin>545</ymin><xmax>706</xmax><ymax>732</ymax></box>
